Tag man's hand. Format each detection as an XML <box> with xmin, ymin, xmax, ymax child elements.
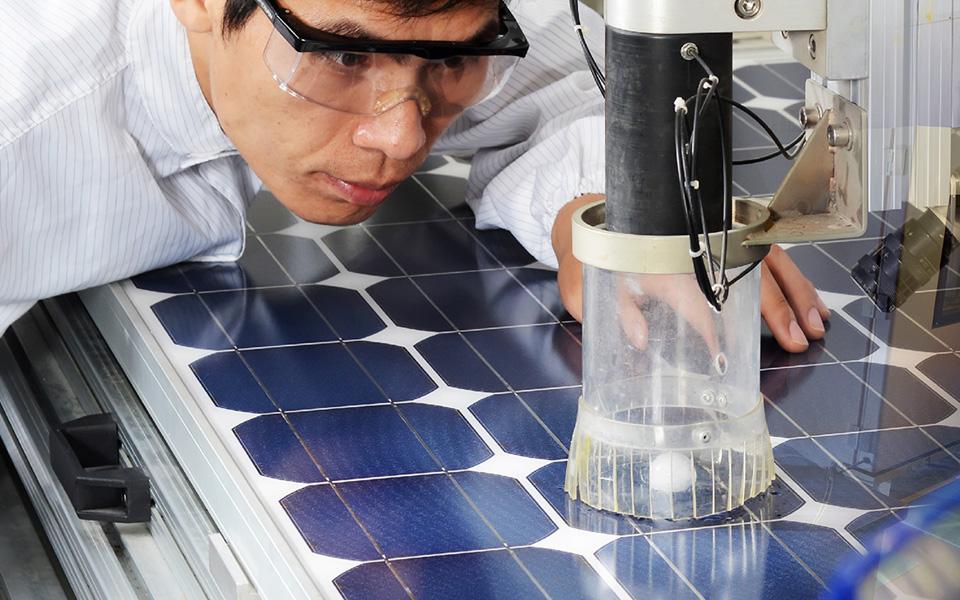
<box><xmin>551</xmin><ymin>195</ymin><xmax>831</xmax><ymax>353</ymax></box>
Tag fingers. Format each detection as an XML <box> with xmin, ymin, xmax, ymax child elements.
<box><xmin>557</xmin><ymin>254</ymin><xmax>584</xmax><ymax>322</ymax></box>
<box><xmin>763</xmin><ymin>245</ymin><xmax>830</xmax><ymax>341</ymax></box>
<box><xmin>617</xmin><ymin>276</ymin><xmax>649</xmax><ymax>350</ymax></box>
<box><xmin>760</xmin><ymin>261</ymin><xmax>810</xmax><ymax>353</ymax></box>
<box><xmin>645</xmin><ymin>274</ymin><xmax>721</xmax><ymax>358</ymax></box>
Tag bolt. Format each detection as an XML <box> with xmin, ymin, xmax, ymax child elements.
<box><xmin>799</xmin><ymin>106</ymin><xmax>820</xmax><ymax>128</ymax></box>
<box><xmin>735</xmin><ymin>0</ymin><xmax>762</xmax><ymax>19</ymax></box>
<box><xmin>827</xmin><ymin>124</ymin><xmax>853</xmax><ymax>149</ymax></box>
<box><xmin>808</xmin><ymin>34</ymin><xmax>817</xmax><ymax>59</ymax></box>
<box><xmin>701</xmin><ymin>391</ymin><xmax>716</xmax><ymax>405</ymax></box>
<box><xmin>680</xmin><ymin>42</ymin><xmax>699</xmax><ymax>61</ymax></box>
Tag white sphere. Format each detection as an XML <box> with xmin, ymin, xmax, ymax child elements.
<box><xmin>649</xmin><ymin>451</ymin><xmax>692</xmax><ymax>494</ymax></box>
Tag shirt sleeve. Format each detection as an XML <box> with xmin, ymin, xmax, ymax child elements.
<box><xmin>433</xmin><ymin>0</ymin><xmax>606</xmax><ymax>268</ymax></box>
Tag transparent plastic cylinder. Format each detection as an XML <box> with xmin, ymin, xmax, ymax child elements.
<box><xmin>565</xmin><ymin>265</ymin><xmax>774</xmax><ymax>520</ymax></box>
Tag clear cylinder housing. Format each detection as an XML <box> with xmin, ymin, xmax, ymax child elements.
<box><xmin>564</xmin><ymin>265</ymin><xmax>774</xmax><ymax>520</ymax></box>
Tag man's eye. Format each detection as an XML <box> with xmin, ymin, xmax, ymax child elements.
<box><xmin>329</xmin><ymin>52</ymin><xmax>370</xmax><ymax>68</ymax></box>
<box><xmin>442</xmin><ymin>56</ymin><xmax>467</xmax><ymax>69</ymax></box>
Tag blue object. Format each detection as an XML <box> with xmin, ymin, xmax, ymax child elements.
<box><xmin>826</xmin><ymin>477</ymin><xmax>960</xmax><ymax>599</ymax></box>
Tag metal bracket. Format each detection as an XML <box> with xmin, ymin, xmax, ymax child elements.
<box><xmin>50</xmin><ymin>413</ymin><xmax>151</xmax><ymax>523</ymax></box>
<box><xmin>746</xmin><ymin>81</ymin><xmax>868</xmax><ymax>245</ymax></box>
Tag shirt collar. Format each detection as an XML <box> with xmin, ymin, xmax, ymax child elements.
<box><xmin>127</xmin><ymin>0</ymin><xmax>237</xmax><ymax>160</ymax></box>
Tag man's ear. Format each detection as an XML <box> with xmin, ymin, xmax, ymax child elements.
<box><xmin>170</xmin><ymin>0</ymin><xmax>215</xmax><ymax>34</ymax></box>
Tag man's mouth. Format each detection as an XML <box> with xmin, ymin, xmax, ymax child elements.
<box><xmin>313</xmin><ymin>172</ymin><xmax>402</xmax><ymax>207</ymax></box>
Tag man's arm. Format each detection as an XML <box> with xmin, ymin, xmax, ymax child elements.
<box><xmin>550</xmin><ymin>196</ymin><xmax>831</xmax><ymax>352</ymax></box>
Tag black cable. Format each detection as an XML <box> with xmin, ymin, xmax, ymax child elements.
<box><xmin>726</xmin><ymin>259</ymin><xmax>762</xmax><ymax>287</ymax></box>
<box><xmin>720</xmin><ymin>96</ymin><xmax>800</xmax><ymax>161</ymax></box>
<box><xmin>569</xmin><ymin>0</ymin><xmax>605</xmax><ymax>96</ymax></box>
<box><xmin>732</xmin><ymin>131</ymin><xmax>805</xmax><ymax>165</ymax></box>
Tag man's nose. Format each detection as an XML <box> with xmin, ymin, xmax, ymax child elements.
<box><xmin>353</xmin><ymin>99</ymin><xmax>427</xmax><ymax>161</ymax></box>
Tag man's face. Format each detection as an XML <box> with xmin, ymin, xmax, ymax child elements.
<box><xmin>201</xmin><ymin>0</ymin><xmax>498</xmax><ymax>224</ymax></box>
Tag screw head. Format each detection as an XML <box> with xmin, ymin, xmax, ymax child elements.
<box><xmin>808</xmin><ymin>34</ymin><xmax>817</xmax><ymax>59</ymax></box>
<box><xmin>701</xmin><ymin>391</ymin><xmax>716</xmax><ymax>405</ymax></box>
<box><xmin>680</xmin><ymin>42</ymin><xmax>699</xmax><ymax>61</ymax></box>
<box><xmin>699</xmin><ymin>431</ymin><xmax>712</xmax><ymax>444</ymax></box>
<box><xmin>735</xmin><ymin>0</ymin><xmax>762</xmax><ymax>19</ymax></box>
<box><xmin>827</xmin><ymin>124</ymin><xmax>853</xmax><ymax>149</ymax></box>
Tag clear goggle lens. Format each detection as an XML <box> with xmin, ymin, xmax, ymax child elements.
<box><xmin>263</xmin><ymin>28</ymin><xmax>519</xmax><ymax>117</ymax></box>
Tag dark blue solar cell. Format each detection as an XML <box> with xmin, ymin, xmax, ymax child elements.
<box><xmin>322</xmin><ymin>227</ymin><xmax>402</xmax><ymax>277</ymax></box>
<box><xmin>819</xmin><ymin>429</ymin><xmax>960</xmax><ymax>508</ymax></box>
<box><xmin>843</xmin><ymin>297</ymin><xmax>946</xmax><ymax>352</ymax></box>
<box><xmin>470</xmin><ymin>226</ymin><xmax>536</xmax><ymax>267</ymax></box>
<box><xmin>190</xmin><ymin>351</ymin><xmax>275</xmax><ymax>413</ymax></box>
<box><xmin>510</xmin><ymin>268</ymin><xmax>572</xmax><ymax>321</ymax></box>
<box><xmin>287</xmin><ymin>406</ymin><xmax>442</xmax><ymax>480</ymax></box>
<box><xmin>762</xmin><ymin>396</ymin><xmax>805</xmax><ymax>438</ymax></box>
<box><xmin>337</xmin><ymin>548</ymin><xmax>618</xmax><ymax>600</ymax></box>
<box><xmin>347</xmin><ymin>341</ymin><xmax>437</xmax><ymax>401</ymax></box>
<box><xmin>528</xmin><ymin>462</ymin><xmax>640</xmax><ymax>535</ymax></box>
<box><xmin>916</xmin><ymin>425</ymin><xmax>960</xmax><ymax>469</ymax></box>
<box><xmin>786</xmin><ymin>245</ymin><xmax>865</xmax><ymax>296</ymax></box>
<box><xmin>917</xmin><ymin>356</ymin><xmax>960</xmax><ymax>408</ymax></box>
<box><xmin>233</xmin><ymin>414</ymin><xmax>323</xmax><ymax>482</ymax></box>
<box><xmin>201</xmin><ymin>287</ymin><xmax>337</xmax><ymax>348</ymax></box>
<box><xmin>899</xmin><ymin>290</ymin><xmax>960</xmax><ymax>349</ymax></box>
<box><xmin>415</xmin><ymin>333</ymin><xmax>507</xmax><ymax>392</ymax></box>
<box><xmin>132</xmin><ymin>264</ymin><xmax>192</xmax><ymax>293</ymax></box>
<box><xmin>259</xmin><ymin>234</ymin><xmax>338</xmax><ymax>284</ymax></box>
<box><xmin>413</xmin><ymin>270</ymin><xmax>556</xmax><ymax>329</ymax></box>
<box><xmin>179</xmin><ymin>237</ymin><xmax>291</xmax><ymax>291</ymax></box>
<box><xmin>519</xmin><ymin>387</ymin><xmax>580</xmax><ymax>447</ymax></box>
<box><xmin>736</xmin><ymin>64</ymin><xmax>804</xmax><ymax>99</ymax></box>
<box><xmin>335</xmin><ymin>473</ymin><xmax>546</xmax><ymax>557</ymax></box>
<box><xmin>648</xmin><ymin>523</ymin><xmax>826</xmax><ymax>599</ymax></box>
<box><xmin>366</xmin><ymin>221</ymin><xmax>501</xmax><ymax>275</ymax></box>
<box><xmin>280</xmin><ymin>485</ymin><xmax>381</xmax><ymax>560</ymax></box>
<box><xmin>734</xmin><ymin>152</ymin><xmax>795</xmax><ymax>197</ymax></box>
<box><xmin>451</xmin><ymin>471</ymin><xmax>556</xmax><ymax>546</ymax></box>
<box><xmin>596</xmin><ymin>536</ymin><xmax>700</xmax><ymax>599</ymax></box>
<box><xmin>765</xmin><ymin>62</ymin><xmax>810</xmax><ymax>91</ymax></box>
<box><xmin>845</xmin><ymin>361</ymin><xmax>955</xmax><ymax>425</ymax></box>
<box><xmin>363</xmin><ymin>179</ymin><xmax>451</xmax><ymax>225</ymax></box>
<box><xmin>767</xmin><ymin>521</ymin><xmax>856</xmax><ymax>585</ymax></box>
<box><xmin>761</xmin><ymin>364</ymin><xmax>912</xmax><ymax>437</ymax></box>
<box><xmin>299</xmin><ymin>286</ymin><xmax>385</xmax><ymax>340</ymax></box>
<box><xmin>242</xmin><ymin>344</ymin><xmax>386</xmax><ymax>410</ymax></box>
<box><xmin>367</xmin><ymin>277</ymin><xmax>454</xmax><ymax>332</ymax></box>
<box><xmin>515</xmin><ymin>548</ymin><xmax>619</xmax><ymax>600</ymax></box>
<box><xmin>470</xmin><ymin>393</ymin><xmax>568</xmax><ymax>459</ymax></box>
<box><xmin>845</xmin><ymin>509</ymin><xmax>902</xmax><ymax>546</ymax></box>
<box><xmin>774</xmin><ymin>437</ymin><xmax>885</xmax><ymax>509</ymax></box>
<box><xmin>398</xmin><ymin>403</ymin><xmax>492</xmax><ymax>469</ymax></box>
<box><xmin>152</xmin><ymin>294</ymin><xmax>232</xmax><ymax>350</ymax></box>
<box><xmin>414</xmin><ymin>173</ymin><xmax>472</xmax><ymax>218</ymax></box>
<box><xmin>462</xmin><ymin>325</ymin><xmax>582</xmax><ymax>390</ymax></box>
<box><xmin>246</xmin><ymin>190</ymin><xmax>298</xmax><ymax>233</ymax></box>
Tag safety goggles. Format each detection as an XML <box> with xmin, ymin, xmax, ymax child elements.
<box><xmin>255</xmin><ymin>0</ymin><xmax>529</xmax><ymax>117</ymax></box>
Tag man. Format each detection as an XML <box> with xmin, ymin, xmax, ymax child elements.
<box><xmin>0</xmin><ymin>0</ymin><xmax>828</xmax><ymax>351</ymax></box>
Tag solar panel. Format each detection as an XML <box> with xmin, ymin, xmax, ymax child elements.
<box><xmin>122</xmin><ymin>60</ymin><xmax>960</xmax><ymax>599</ymax></box>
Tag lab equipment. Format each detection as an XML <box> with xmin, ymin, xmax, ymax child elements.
<box><xmin>565</xmin><ymin>0</ymin><xmax>897</xmax><ymax>520</ymax></box>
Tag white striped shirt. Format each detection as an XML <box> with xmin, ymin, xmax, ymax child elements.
<box><xmin>0</xmin><ymin>0</ymin><xmax>605</xmax><ymax>335</ymax></box>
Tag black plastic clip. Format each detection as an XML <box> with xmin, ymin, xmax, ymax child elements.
<box><xmin>49</xmin><ymin>413</ymin><xmax>151</xmax><ymax>523</ymax></box>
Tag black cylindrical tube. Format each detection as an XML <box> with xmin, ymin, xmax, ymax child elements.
<box><xmin>605</xmin><ymin>28</ymin><xmax>733</xmax><ymax>236</ymax></box>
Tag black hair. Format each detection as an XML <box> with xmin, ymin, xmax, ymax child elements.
<box><xmin>223</xmin><ymin>0</ymin><xmax>496</xmax><ymax>36</ymax></box>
